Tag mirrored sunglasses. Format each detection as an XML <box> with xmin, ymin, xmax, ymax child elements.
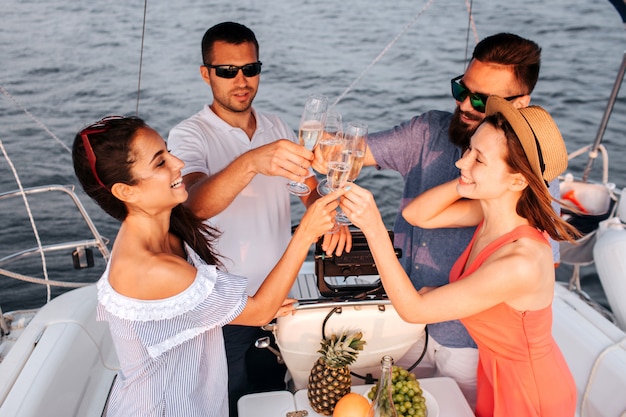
<box><xmin>450</xmin><ymin>75</ymin><xmax>524</xmax><ymax>113</ymax></box>
<box><xmin>205</xmin><ymin>62</ymin><xmax>262</xmax><ymax>79</ymax></box>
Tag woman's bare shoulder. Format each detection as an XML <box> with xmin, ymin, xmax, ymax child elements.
<box><xmin>109</xmin><ymin>248</ymin><xmax>197</xmax><ymax>300</ymax></box>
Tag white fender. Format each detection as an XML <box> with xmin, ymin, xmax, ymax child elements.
<box><xmin>594</xmin><ymin>216</ymin><xmax>626</xmax><ymax>330</ymax></box>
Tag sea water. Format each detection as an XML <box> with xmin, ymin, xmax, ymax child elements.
<box><xmin>1</xmin><ymin>0</ymin><xmax>625</xmax><ymax>310</ymax></box>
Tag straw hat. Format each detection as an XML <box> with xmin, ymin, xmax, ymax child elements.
<box><xmin>485</xmin><ymin>95</ymin><xmax>567</xmax><ymax>183</ymax></box>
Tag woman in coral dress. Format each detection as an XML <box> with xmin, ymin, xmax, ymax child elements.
<box><xmin>339</xmin><ymin>96</ymin><xmax>578</xmax><ymax>416</ymax></box>
<box><xmin>449</xmin><ymin>223</ymin><xmax>576</xmax><ymax>416</ymax></box>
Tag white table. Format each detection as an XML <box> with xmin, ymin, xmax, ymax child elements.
<box><xmin>238</xmin><ymin>376</ymin><xmax>475</xmax><ymax>417</ymax></box>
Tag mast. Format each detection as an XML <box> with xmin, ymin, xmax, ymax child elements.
<box><xmin>583</xmin><ymin>0</ymin><xmax>626</xmax><ymax>181</ymax></box>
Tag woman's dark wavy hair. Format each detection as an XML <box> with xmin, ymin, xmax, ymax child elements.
<box><xmin>72</xmin><ymin>116</ymin><xmax>222</xmax><ymax>266</ymax></box>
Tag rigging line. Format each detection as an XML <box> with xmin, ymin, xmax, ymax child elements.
<box><xmin>331</xmin><ymin>0</ymin><xmax>436</xmax><ymax>108</ymax></box>
<box><xmin>0</xmin><ymin>139</ymin><xmax>53</xmax><ymax>302</ymax></box>
<box><xmin>463</xmin><ymin>0</ymin><xmax>472</xmax><ymax>67</ymax></box>
<box><xmin>462</xmin><ymin>0</ymin><xmax>480</xmax><ymax>70</ymax></box>
<box><xmin>0</xmin><ymin>86</ymin><xmax>71</xmax><ymax>155</ymax></box>
<box><xmin>467</xmin><ymin>1</ymin><xmax>479</xmax><ymax>44</ymax></box>
<box><xmin>135</xmin><ymin>0</ymin><xmax>148</xmax><ymax>117</ymax></box>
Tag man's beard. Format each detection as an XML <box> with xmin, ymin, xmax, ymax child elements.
<box><xmin>448</xmin><ymin>107</ymin><xmax>481</xmax><ymax>149</ymax></box>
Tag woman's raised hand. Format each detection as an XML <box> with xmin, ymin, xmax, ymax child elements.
<box><xmin>296</xmin><ymin>188</ymin><xmax>347</xmax><ymax>243</ymax></box>
<box><xmin>338</xmin><ymin>183</ymin><xmax>385</xmax><ymax>234</ymax></box>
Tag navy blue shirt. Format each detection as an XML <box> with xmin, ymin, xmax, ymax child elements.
<box><xmin>369</xmin><ymin>110</ymin><xmax>477</xmax><ymax>348</ymax></box>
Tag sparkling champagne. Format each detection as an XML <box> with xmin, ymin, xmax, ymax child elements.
<box><xmin>343</xmin><ymin>149</ymin><xmax>365</xmax><ymax>181</ymax></box>
<box><xmin>299</xmin><ymin>120</ymin><xmax>324</xmax><ymax>150</ymax></box>
<box><xmin>318</xmin><ymin>137</ymin><xmax>343</xmax><ymax>162</ymax></box>
<box><xmin>327</xmin><ymin>161</ymin><xmax>351</xmax><ymax>190</ymax></box>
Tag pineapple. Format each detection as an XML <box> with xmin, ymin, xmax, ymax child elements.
<box><xmin>307</xmin><ymin>331</ymin><xmax>366</xmax><ymax>415</ymax></box>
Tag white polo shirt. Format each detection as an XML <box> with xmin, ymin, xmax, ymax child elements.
<box><xmin>168</xmin><ymin>105</ymin><xmax>297</xmax><ymax>295</ymax></box>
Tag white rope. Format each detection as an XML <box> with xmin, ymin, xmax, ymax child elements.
<box><xmin>580</xmin><ymin>337</ymin><xmax>626</xmax><ymax>416</ymax></box>
<box><xmin>0</xmin><ymin>268</ymin><xmax>87</xmax><ymax>289</ymax></box>
<box><xmin>332</xmin><ymin>0</ymin><xmax>437</xmax><ymax>107</ymax></box>
<box><xmin>333</xmin><ymin>0</ymin><xmax>480</xmax><ymax>107</ymax></box>
<box><xmin>566</xmin><ymin>144</ymin><xmax>610</xmax><ymax>184</ymax></box>
<box><xmin>0</xmin><ymin>86</ymin><xmax>71</xmax><ymax>155</ymax></box>
<box><xmin>0</xmin><ymin>139</ymin><xmax>53</xmax><ymax>301</ymax></box>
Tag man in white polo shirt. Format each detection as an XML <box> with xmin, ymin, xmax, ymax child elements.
<box><xmin>168</xmin><ymin>21</ymin><xmax>348</xmax><ymax>417</ymax></box>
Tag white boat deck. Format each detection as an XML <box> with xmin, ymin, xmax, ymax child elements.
<box><xmin>1</xmin><ymin>264</ymin><xmax>626</xmax><ymax>416</ymax></box>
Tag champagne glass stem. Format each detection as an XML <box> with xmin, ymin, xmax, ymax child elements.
<box><xmin>287</xmin><ymin>93</ymin><xmax>328</xmax><ymax>196</ymax></box>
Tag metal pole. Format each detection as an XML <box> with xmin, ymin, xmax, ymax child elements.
<box><xmin>582</xmin><ymin>51</ymin><xmax>626</xmax><ymax>182</ymax></box>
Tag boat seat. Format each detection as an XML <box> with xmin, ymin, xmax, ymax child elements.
<box><xmin>0</xmin><ymin>286</ymin><xmax>118</xmax><ymax>417</ymax></box>
<box><xmin>552</xmin><ymin>283</ymin><xmax>626</xmax><ymax>417</ymax></box>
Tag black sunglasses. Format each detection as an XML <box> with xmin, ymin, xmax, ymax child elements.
<box><xmin>204</xmin><ymin>61</ymin><xmax>262</xmax><ymax>79</ymax></box>
<box><xmin>450</xmin><ymin>75</ymin><xmax>524</xmax><ymax>113</ymax></box>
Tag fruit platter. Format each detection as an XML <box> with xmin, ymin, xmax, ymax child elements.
<box><xmin>303</xmin><ymin>329</ymin><xmax>435</xmax><ymax>417</ymax></box>
<box><xmin>364</xmin><ymin>366</ymin><xmax>435</xmax><ymax>417</ymax></box>
<box><xmin>294</xmin><ymin>381</ymin><xmax>439</xmax><ymax>417</ymax></box>
<box><xmin>237</xmin><ymin>376</ymin><xmax>472</xmax><ymax>417</ymax></box>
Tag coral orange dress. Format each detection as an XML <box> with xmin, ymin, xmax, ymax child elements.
<box><xmin>449</xmin><ymin>224</ymin><xmax>576</xmax><ymax>417</ymax></box>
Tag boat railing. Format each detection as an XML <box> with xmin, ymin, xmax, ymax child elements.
<box><xmin>0</xmin><ymin>184</ymin><xmax>110</xmax><ymax>289</ymax></box>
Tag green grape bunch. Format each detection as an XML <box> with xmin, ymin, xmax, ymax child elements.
<box><xmin>367</xmin><ymin>365</ymin><xmax>428</xmax><ymax>417</ymax></box>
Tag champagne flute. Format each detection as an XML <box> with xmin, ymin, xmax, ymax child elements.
<box><xmin>287</xmin><ymin>93</ymin><xmax>328</xmax><ymax>196</ymax></box>
<box><xmin>323</xmin><ymin>139</ymin><xmax>352</xmax><ymax>233</ymax></box>
<box><xmin>343</xmin><ymin>121</ymin><xmax>367</xmax><ymax>183</ymax></box>
<box><xmin>316</xmin><ymin>109</ymin><xmax>343</xmax><ymax>195</ymax></box>
<box><xmin>336</xmin><ymin>121</ymin><xmax>368</xmax><ymax>225</ymax></box>
<box><xmin>327</xmin><ymin>160</ymin><xmax>351</xmax><ymax>191</ymax></box>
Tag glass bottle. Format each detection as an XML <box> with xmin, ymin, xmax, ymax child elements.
<box><xmin>367</xmin><ymin>355</ymin><xmax>398</xmax><ymax>417</ymax></box>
